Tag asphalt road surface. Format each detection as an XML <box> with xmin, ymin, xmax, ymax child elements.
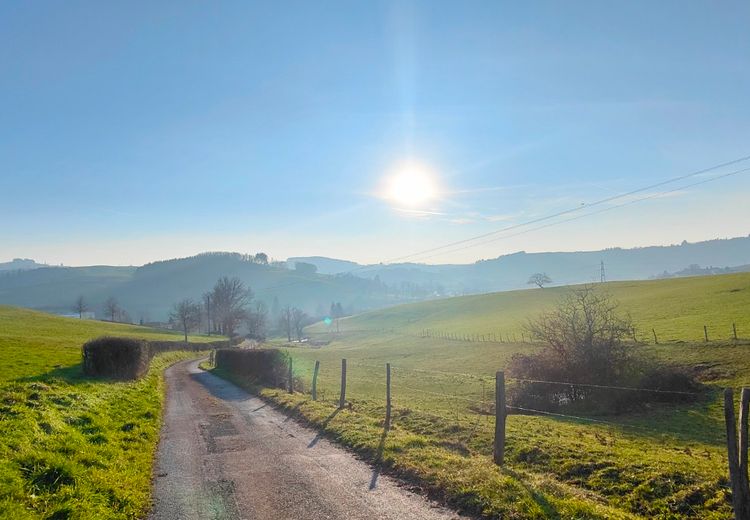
<box><xmin>149</xmin><ymin>359</ymin><xmax>464</xmax><ymax>520</ymax></box>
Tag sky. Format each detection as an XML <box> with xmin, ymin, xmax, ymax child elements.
<box><xmin>1</xmin><ymin>1</ymin><xmax>749</xmax><ymax>266</ymax></box>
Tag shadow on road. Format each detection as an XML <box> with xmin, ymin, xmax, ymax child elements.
<box><xmin>308</xmin><ymin>408</ymin><xmax>341</xmax><ymax>448</ymax></box>
<box><xmin>369</xmin><ymin>422</ymin><xmax>390</xmax><ymax>490</ymax></box>
<box><xmin>189</xmin><ymin>368</ymin><xmax>250</xmax><ymax>403</ymax></box>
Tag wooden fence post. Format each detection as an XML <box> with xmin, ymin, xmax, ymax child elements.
<box><xmin>734</xmin><ymin>323</ymin><xmax>738</xmax><ymax>341</ymax></box>
<box><xmin>385</xmin><ymin>363</ymin><xmax>392</xmax><ymax>427</ymax></box>
<box><xmin>339</xmin><ymin>358</ymin><xmax>347</xmax><ymax>408</ymax></box>
<box><xmin>741</xmin><ymin>388</ymin><xmax>750</xmax><ymax>500</ymax></box>
<box><xmin>312</xmin><ymin>360</ymin><xmax>320</xmax><ymax>401</ymax></box>
<box><xmin>653</xmin><ymin>329</ymin><xmax>658</xmax><ymax>345</ymax></box>
<box><xmin>631</xmin><ymin>327</ymin><xmax>638</xmax><ymax>343</ymax></box>
<box><xmin>288</xmin><ymin>357</ymin><xmax>293</xmax><ymax>393</ymax></box>
<box><xmin>725</xmin><ymin>387</ymin><xmax>750</xmax><ymax>518</ymax></box>
<box><xmin>493</xmin><ymin>371</ymin><xmax>506</xmax><ymax>466</ymax></box>
<box><xmin>705</xmin><ymin>325</ymin><xmax>709</xmax><ymax>343</ymax></box>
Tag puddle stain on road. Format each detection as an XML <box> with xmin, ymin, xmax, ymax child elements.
<box><xmin>205</xmin><ymin>479</ymin><xmax>240</xmax><ymax>520</ymax></box>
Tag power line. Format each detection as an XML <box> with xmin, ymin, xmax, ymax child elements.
<box><xmin>406</xmin><ymin>165</ymin><xmax>750</xmax><ymax>262</ymax></box>
<box><xmin>258</xmin><ymin>155</ymin><xmax>750</xmax><ymax>294</ymax></box>
<box><xmin>380</xmin><ymin>154</ymin><xmax>750</xmax><ymax>264</ymax></box>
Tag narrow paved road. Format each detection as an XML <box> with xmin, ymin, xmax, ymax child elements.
<box><xmin>149</xmin><ymin>359</ymin><xmax>464</xmax><ymax>520</ymax></box>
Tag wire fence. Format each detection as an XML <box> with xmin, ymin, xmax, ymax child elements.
<box><xmin>307</xmin><ymin>321</ymin><xmax>746</xmax><ymax>346</ymax></box>
<box><xmin>210</xmin><ymin>348</ymin><xmax>750</xmax><ymax>515</ymax></box>
<box><xmin>276</xmin><ymin>355</ymin><xmax>728</xmax><ymax>446</ymax></box>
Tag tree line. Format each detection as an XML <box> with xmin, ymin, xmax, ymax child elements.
<box><xmin>71</xmin><ymin>274</ymin><xmax>350</xmax><ymax>342</ymax></box>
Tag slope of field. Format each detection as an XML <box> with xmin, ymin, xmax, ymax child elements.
<box><xmin>0</xmin><ymin>305</ymin><xmax>215</xmax><ymax>381</ymax></box>
<box><xmin>256</xmin><ymin>273</ymin><xmax>750</xmax><ymax>519</ymax></box>
<box><xmin>0</xmin><ymin>307</ymin><xmax>211</xmax><ymax>518</ymax></box>
<box><xmin>316</xmin><ymin>272</ymin><xmax>750</xmax><ymax>345</ymax></box>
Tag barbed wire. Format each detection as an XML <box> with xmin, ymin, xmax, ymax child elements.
<box><xmin>506</xmin><ymin>377</ymin><xmax>703</xmax><ymax>396</ymax></box>
<box><xmin>505</xmin><ymin>405</ymin><xmax>683</xmax><ymax>436</ymax></box>
<box><xmin>324</xmin><ymin>361</ymin><xmax>706</xmax><ymax>396</ymax></box>
<box><xmin>392</xmin><ymin>384</ymin><xmax>488</xmax><ymax>406</ymax></box>
<box><xmin>389</xmin><ymin>364</ymin><xmax>494</xmax><ymax>382</ymax></box>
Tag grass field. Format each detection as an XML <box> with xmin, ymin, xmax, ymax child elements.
<box><xmin>0</xmin><ymin>306</ymin><xmax>211</xmax><ymax>519</ymax></box>
<box><xmin>308</xmin><ymin>272</ymin><xmax>750</xmax><ymax>345</ymax></box>
<box><xmin>0</xmin><ymin>305</ymin><xmax>215</xmax><ymax>381</ymax></box>
<box><xmin>248</xmin><ymin>273</ymin><xmax>750</xmax><ymax>519</ymax></box>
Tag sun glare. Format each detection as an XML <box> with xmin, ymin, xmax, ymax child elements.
<box><xmin>384</xmin><ymin>161</ymin><xmax>440</xmax><ymax>208</ymax></box>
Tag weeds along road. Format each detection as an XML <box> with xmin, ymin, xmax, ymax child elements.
<box><xmin>149</xmin><ymin>359</ymin><xmax>463</xmax><ymax>520</ymax></box>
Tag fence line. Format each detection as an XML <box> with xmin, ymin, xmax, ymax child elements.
<box><xmin>389</xmin><ymin>364</ymin><xmax>494</xmax><ymax>382</ymax></box>
<box><xmin>299</xmin><ymin>358</ymin><xmax>706</xmax><ymax>396</ymax></box>
<box><xmin>308</xmin><ymin>322</ymin><xmax>744</xmax><ymax>347</ymax></box>
<box><xmin>391</xmin><ymin>384</ymin><xmax>487</xmax><ymax>406</ymax></box>
<box><xmin>507</xmin><ymin>377</ymin><xmax>703</xmax><ymax>396</ymax></box>
<box><xmin>505</xmin><ymin>405</ymin><xmax>673</xmax><ymax>433</ymax></box>
<box><xmin>287</xmin><ymin>360</ymin><xmax>695</xmax><ymax>437</ymax></box>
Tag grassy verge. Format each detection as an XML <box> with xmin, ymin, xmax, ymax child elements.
<box><xmin>0</xmin><ymin>350</ymin><xmax>206</xmax><ymax>519</ymax></box>
<box><xmin>0</xmin><ymin>306</ymin><xmax>215</xmax><ymax>519</ymax></box>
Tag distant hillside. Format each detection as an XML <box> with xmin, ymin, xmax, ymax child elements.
<box><xmin>4</xmin><ymin>235</ymin><xmax>750</xmax><ymax>322</ymax></box>
<box><xmin>313</xmin><ymin>271</ymin><xmax>750</xmax><ymax>344</ymax></box>
<box><xmin>0</xmin><ymin>258</ymin><xmax>47</xmax><ymax>272</ymax></box>
<box><xmin>0</xmin><ymin>253</ymin><xmax>390</xmax><ymax>321</ymax></box>
<box><xmin>286</xmin><ymin>256</ymin><xmax>360</xmax><ymax>275</ymax></box>
<box><xmin>296</xmin><ymin>236</ymin><xmax>750</xmax><ymax>294</ymax></box>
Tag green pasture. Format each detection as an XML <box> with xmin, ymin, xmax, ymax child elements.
<box><xmin>0</xmin><ymin>305</ymin><xmax>214</xmax><ymax>381</ymax></box>
<box><xmin>308</xmin><ymin>272</ymin><xmax>750</xmax><ymax>344</ymax></box>
<box><xmin>0</xmin><ymin>306</ymin><xmax>210</xmax><ymax>518</ymax></box>
<box><xmin>258</xmin><ymin>273</ymin><xmax>750</xmax><ymax>519</ymax></box>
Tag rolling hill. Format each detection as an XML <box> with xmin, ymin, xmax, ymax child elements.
<box><xmin>294</xmin><ymin>235</ymin><xmax>750</xmax><ymax>294</ymax></box>
<box><xmin>0</xmin><ymin>253</ymin><xmax>390</xmax><ymax>321</ymax></box>
<box><xmin>3</xmin><ymin>235</ymin><xmax>750</xmax><ymax>324</ymax></box>
<box><xmin>316</xmin><ymin>271</ymin><xmax>750</xmax><ymax>345</ymax></box>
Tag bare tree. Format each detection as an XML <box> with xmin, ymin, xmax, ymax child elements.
<box><xmin>279</xmin><ymin>305</ymin><xmax>293</xmax><ymax>342</ymax></box>
<box><xmin>104</xmin><ymin>297</ymin><xmax>120</xmax><ymax>322</ymax></box>
<box><xmin>211</xmin><ymin>276</ymin><xmax>251</xmax><ymax>337</ymax></box>
<box><xmin>72</xmin><ymin>295</ymin><xmax>88</xmax><ymax>319</ymax></box>
<box><xmin>170</xmin><ymin>298</ymin><xmax>202</xmax><ymax>342</ymax></box>
<box><xmin>509</xmin><ymin>286</ymin><xmax>698</xmax><ymax>413</ymax></box>
<box><xmin>527</xmin><ymin>272</ymin><xmax>552</xmax><ymax>289</ymax></box>
<box><xmin>202</xmin><ymin>292</ymin><xmax>212</xmax><ymax>335</ymax></box>
<box><xmin>291</xmin><ymin>307</ymin><xmax>308</xmax><ymax>341</ymax></box>
<box><xmin>246</xmin><ymin>301</ymin><xmax>268</xmax><ymax>340</ymax></box>
<box><xmin>519</xmin><ymin>286</ymin><xmax>633</xmax><ymax>387</ymax></box>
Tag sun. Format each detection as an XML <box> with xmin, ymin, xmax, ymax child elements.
<box><xmin>384</xmin><ymin>161</ymin><xmax>440</xmax><ymax>208</ymax></box>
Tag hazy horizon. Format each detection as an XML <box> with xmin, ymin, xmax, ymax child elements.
<box><xmin>2</xmin><ymin>1</ymin><xmax>749</xmax><ymax>267</ymax></box>
<box><xmin>4</xmin><ymin>232</ymin><xmax>750</xmax><ymax>269</ymax></box>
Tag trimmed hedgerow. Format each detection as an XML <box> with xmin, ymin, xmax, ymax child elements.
<box><xmin>215</xmin><ymin>348</ymin><xmax>290</xmax><ymax>388</ymax></box>
<box><xmin>82</xmin><ymin>337</ymin><xmax>150</xmax><ymax>380</ymax></box>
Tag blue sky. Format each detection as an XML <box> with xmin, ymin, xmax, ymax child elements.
<box><xmin>2</xmin><ymin>1</ymin><xmax>749</xmax><ymax>266</ymax></box>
